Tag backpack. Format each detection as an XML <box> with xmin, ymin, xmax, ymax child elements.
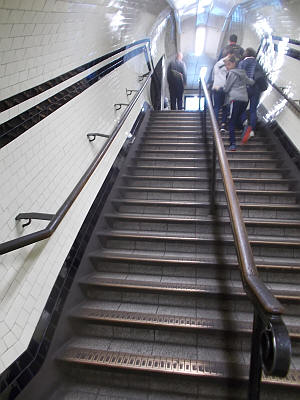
<box><xmin>254</xmin><ymin>63</ymin><xmax>268</xmax><ymax>92</ymax></box>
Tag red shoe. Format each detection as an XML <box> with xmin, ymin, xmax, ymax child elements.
<box><xmin>241</xmin><ymin>126</ymin><xmax>252</xmax><ymax>144</ymax></box>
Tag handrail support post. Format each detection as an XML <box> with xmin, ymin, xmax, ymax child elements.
<box><xmin>248</xmin><ymin>310</ymin><xmax>263</xmax><ymax>400</ymax></box>
<box><xmin>114</xmin><ymin>103</ymin><xmax>129</xmax><ymax>111</ymax></box>
<box><xmin>87</xmin><ymin>133</ymin><xmax>110</xmax><ymax>142</ymax></box>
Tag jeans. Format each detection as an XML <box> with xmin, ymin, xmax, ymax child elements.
<box><xmin>228</xmin><ymin>100</ymin><xmax>248</xmax><ymax>146</ymax></box>
<box><xmin>241</xmin><ymin>88</ymin><xmax>261</xmax><ymax>129</ymax></box>
<box><xmin>212</xmin><ymin>90</ymin><xmax>228</xmax><ymax>124</ymax></box>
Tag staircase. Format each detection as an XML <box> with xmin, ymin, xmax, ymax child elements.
<box><xmin>49</xmin><ymin>110</ymin><xmax>300</xmax><ymax>399</ymax></box>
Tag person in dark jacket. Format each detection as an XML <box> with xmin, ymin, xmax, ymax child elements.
<box><xmin>238</xmin><ymin>47</ymin><xmax>263</xmax><ymax>143</ymax></box>
<box><xmin>167</xmin><ymin>52</ymin><xmax>187</xmax><ymax>110</ymax></box>
<box><xmin>223</xmin><ymin>55</ymin><xmax>254</xmax><ymax>151</ymax></box>
<box><xmin>218</xmin><ymin>34</ymin><xmax>244</xmax><ymax>61</ymax></box>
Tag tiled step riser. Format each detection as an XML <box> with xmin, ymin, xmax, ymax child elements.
<box><xmin>123</xmin><ymin>178</ymin><xmax>291</xmax><ymax>191</ymax></box>
<box><xmin>91</xmin><ymin>258</ymin><xmax>238</xmax><ymax>280</ymax></box>
<box><xmin>132</xmin><ymin>159</ymin><xmax>279</xmax><ymax>169</ymax></box>
<box><xmin>72</xmin><ymin>323</ymin><xmax>253</xmax><ymax>354</ymax></box>
<box><xmin>112</xmin><ymin>203</ymin><xmax>300</xmax><ymax>220</ymax></box>
<box><xmin>114</xmin><ymin>203</ymin><xmax>210</xmax><ymax>216</ymax></box>
<box><xmin>117</xmin><ymin>190</ymin><xmax>296</xmax><ymax>205</ymax></box>
<box><xmin>149</xmin><ymin>115</ymin><xmax>201</xmax><ymax>120</ymax></box>
<box><xmin>127</xmin><ymin>167</ymin><xmax>286</xmax><ymax>179</ymax></box>
<box><xmin>81</xmin><ymin>286</ymin><xmax>300</xmax><ymax>316</ymax></box>
<box><xmin>106</xmin><ymin>218</ymin><xmax>300</xmax><ymax>238</ymax></box>
<box><xmin>98</xmin><ymin>237</ymin><xmax>300</xmax><ymax>260</ymax></box>
<box><xmin>136</xmin><ymin>150</ymin><xmax>278</xmax><ymax>161</ymax></box>
<box><xmin>143</xmin><ymin>135</ymin><xmax>267</xmax><ymax>143</ymax></box>
<box><xmin>146</xmin><ymin>126</ymin><xmax>201</xmax><ymax>132</ymax></box>
<box><xmin>91</xmin><ymin>259</ymin><xmax>300</xmax><ymax>284</ymax></box>
<box><xmin>139</xmin><ymin>140</ymin><xmax>275</xmax><ymax>148</ymax></box>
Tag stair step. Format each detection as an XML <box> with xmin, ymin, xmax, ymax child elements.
<box><xmin>70</xmin><ymin>306</ymin><xmax>300</xmax><ymax>341</ymax></box>
<box><xmin>57</xmin><ymin>346</ymin><xmax>300</xmax><ymax>390</ymax></box>
<box><xmin>90</xmin><ymin>249</ymin><xmax>300</xmax><ymax>273</ymax></box>
<box><xmin>132</xmin><ymin>156</ymin><xmax>279</xmax><ymax>168</ymax></box>
<box><xmin>136</xmin><ymin>149</ymin><xmax>278</xmax><ymax>159</ymax></box>
<box><xmin>97</xmin><ymin>231</ymin><xmax>300</xmax><ymax>262</ymax></box>
<box><xmin>126</xmin><ymin>165</ymin><xmax>289</xmax><ymax>179</ymax></box>
<box><xmin>111</xmin><ymin>198</ymin><xmax>300</xmax><ymax>220</ymax></box>
<box><xmin>80</xmin><ymin>274</ymin><xmax>300</xmax><ymax>303</ymax></box>
<box><xmin>104</xmin><ymin>213</ymin><xmax>300</xmax><ymax>237</ymax></box>
<box><xmin>97</xmin><ymin>230</ymin><xmax>300</xmax><ymax>248</ymax></box>
<box><xmin>117</xmin><ymin>186</ymin><xmax>297</xmax><ymax>204</ymax></box>
<box><xmin>122</xmin><ymin>175</ymin><xmax>293</xmax><ymax>190</ymax></box>
<box><xmin>70</xmin><ymin>306</ymin><xmax>250</xmax><ymax>334</ymax></box>
<box><xmin>143</xmin><ymin>133</ymin><xmax>266</xmax><ymax>141</ymax></box>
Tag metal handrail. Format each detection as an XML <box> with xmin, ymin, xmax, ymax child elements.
<box><xmin>0</xmin><ymin>73</ymin><xmax>152</xmax><ymax>255</ymax></box>
<box><xmin>270</xmin><ymin>80</ymin><xmax>300</xmax><ymax>114</ymax></box>
<box><xmin>200</xmin><ymin>76</ymin><xmax>291</xmax><ymax>398</ymax></box>
<box><xmin>200</xmin><ymin>76</ymin><xmax>282</xmax><ymax>314</ymax></box>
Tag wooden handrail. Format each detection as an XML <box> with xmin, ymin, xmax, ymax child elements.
<box><xmin>0</xmin><ymin>73</ymin><xmax>152</xmax><ymax>255</ymax></box>
<box><xmin>200</xmin><ymin>76</ymin><xmax>284</xmax><ymax>316</ymax></box>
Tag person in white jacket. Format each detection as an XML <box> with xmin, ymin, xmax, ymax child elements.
<box><xmin>211</xmin><ymin>48</ymin><xmax>234</xmax><ymax>132</ymax></box>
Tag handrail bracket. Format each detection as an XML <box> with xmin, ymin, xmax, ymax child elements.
<box><xmin>16</xmin><ymin>213</ymin><xmax>55</xmax><ymax>228</ymax></box>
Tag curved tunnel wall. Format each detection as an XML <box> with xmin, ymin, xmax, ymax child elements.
<box><xmin>0</xmin><ymin>0</ymin><xmax>300</xmax><ymax>377</ymax></box>
<box><xmin>0</xmin><ymin>0</ymin><xmax>173</xmax><ymax>374</ymax></box>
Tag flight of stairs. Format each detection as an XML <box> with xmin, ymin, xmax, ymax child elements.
<box><xmin>50</xmin><ymin>110</ymin><xmax>300</xmax><ymax>399</ymax></box>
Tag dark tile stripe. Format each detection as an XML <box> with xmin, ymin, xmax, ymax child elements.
<box><xmin>0</xmin><ymin>39</ymin><xmax>150</xmax><ymax>113</ymax></box>
<box><xmin>273</xmin><ymin>43</ymin><xmax>300</xmax><ymax>61</ymax></box>
<box><xmin>272</xmin><ymin>35</ymin><xmax>300</xmax><ymax>46</ymax></box>
<box><xmin>0</xmin><ymin>45</ymin><xmax>149</xmax><ymax>148</ymax></box>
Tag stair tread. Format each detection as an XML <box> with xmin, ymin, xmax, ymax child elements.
<box><xmin>70</xmin><ymin>305</ymin><xmax>253</xmax><ymax>333</ymax></box>
<box><xmin>122</xmin><ymin>175</ymin><xmax>294</xmax><ymax>183</ymax></box>
<box><xmin>90</xmin><ymin>248</ymin><xmax>300</xmax><ymax>268</ymax></box>
<box><xmin>112</xmin><ymin>198</ymin><xmax>300</xmax><ymax>209</ymax></box>
<box><xmin>71</xmin><ymin>304</ymin><xmax>300</xmax><ymax>341</ymax></box>
<box><xmin>127</xmin><ymin>165</ymin><xmax>289</xmax><ymax>171</ymax></box>
<box><xmin>133</xmin><ymin>156</ymin><xmax>278</xmax><ymax>162</ymax></box>
<box><xmin>137</xmin><ymin>149</ymin><xmax>277</xmax><ymax>154</ymax></box>
<box><xmin>57</xmin><ymin>345</ymin><xmax>300</xmax><ymax>387</ymax></box>
<box><xmin>105</xmin><ymin>213</ymin><xmax>300</xmax><ymax>226</ymax></box>
<box><xmin>118</xmin><ymin>186</ymin><xmax>297</xmax><ymax>195</ymax></box>
<box><xmin>98</xmin><ymin>229</ymin><xmax>300</xmax><ymax>246</ymax></box>
<box><xmin>80</xmin><ymin>273</ymin><xmax>300</xmax><ymax>299</ymax></box>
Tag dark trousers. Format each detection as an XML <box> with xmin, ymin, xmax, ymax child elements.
<box><xmin>169</xmin><ymin>86</ymin><xmax>183</xmax><ymax>110</ymax></box>
<box><xmin>241</xmin><ymin>89</ymin><xmax>260</xmax><ymax>128</ymax></box>
<box><xmin>212</xmin><ymin>90</ymin><xmax>228</xmax><ymax>124</ymax></box>
<box><xmin>228</xmin><ymin>100</ymin><xmax>248</xmax><ymax>145</ymax></box>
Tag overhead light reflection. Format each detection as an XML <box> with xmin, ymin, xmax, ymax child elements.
<box><xmin>109</xmin><ymin>10</ymin><xmax>125</xmax><ymax>31</ymax></box>
<box><xmin>195</xmin><ymin>27</ymin><xmax>206</xmax><ymax>56</ymax></box>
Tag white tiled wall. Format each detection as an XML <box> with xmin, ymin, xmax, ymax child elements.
<box><xmin>0</xmin><ymin>0</ymin><xmax>172</xmax><ymax>374</ymax></box>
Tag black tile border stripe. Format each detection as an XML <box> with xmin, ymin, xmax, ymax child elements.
<box><xmin>273</xmin><ymin>43</ymin><xmax>300</xmax><ymax>61</ymax></box>
<box><xmin>0</xmin><ymin>39</ymin><xmax>150</xmax><ymax>113</ymax></box>
<box><xmin>272</xmin><ymin>35</ymin><xmax>300</xmax><ymax>46</ymax></box>
<box><xmin>0</xmin><ymin>44</ymin><xmax>150</xmax><ymax>149</ymax></box>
